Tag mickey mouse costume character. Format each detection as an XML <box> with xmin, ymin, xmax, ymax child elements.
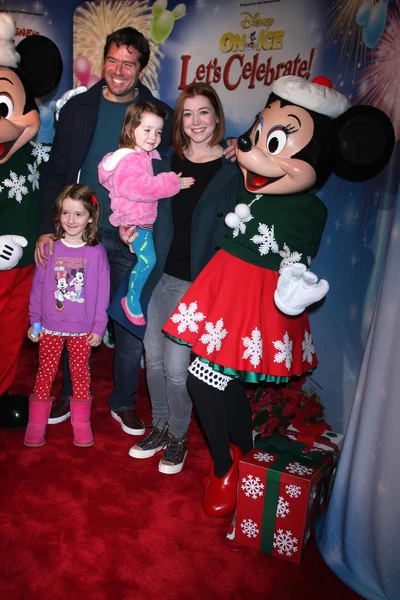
<box><xmin>162</xmin><ymin>75</ymin><xmax>395</xmax><ymax>517</ymax></box>
<box><xmin>0</xmin><ymin>14</ymin><xmax>62</xmax><ymax>428</ymax></box>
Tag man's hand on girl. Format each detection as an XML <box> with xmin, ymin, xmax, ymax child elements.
<box><xmin>119</xmin><ymin>225</ymin><xmax>138</xmax><ymax>252</ymax></box>
<box><xmin>177</xmin><ymin>173</ymin><xmax>195</xmax><ymax>189</ymax></box>
<box><xmin>87</xmin><ymin>332</ymin><xmax>102</xmax><ymax>347</ymax></box>
<box><xmin>35</xmin><ymin>234</ymin><xmax>55</xmax><ymax>268</ymax></box>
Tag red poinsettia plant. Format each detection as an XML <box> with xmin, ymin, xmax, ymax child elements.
<box><xmin>249</xmin><ymin>376</ymin><xmax>325</xmax><ymax>438</ymax></box>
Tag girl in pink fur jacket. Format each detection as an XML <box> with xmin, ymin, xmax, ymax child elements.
<box><xmin>98</xmin><ymin>101</ymin><xmax>194</xmax><ymax>326</ymax></box>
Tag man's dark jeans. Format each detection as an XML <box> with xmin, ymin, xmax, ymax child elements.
<box><xmin>62</xmin><ymin>228</ymin><xmax>143</xmax><ymax>412</ymax></box>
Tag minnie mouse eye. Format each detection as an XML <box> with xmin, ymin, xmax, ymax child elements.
<box><xmin>266</xmin><ymin>128</ymin><xmax>287</xmax><ymax>155</ymax></box>
<box><xmin>0</xmin><ymin>95</ymin><xmax>14</xmax><ymax>119</ymax></box>
<box><xmin>253</xmin><ymin>122</ymin><xmax>262</xmax><ymax>146</ymax></box>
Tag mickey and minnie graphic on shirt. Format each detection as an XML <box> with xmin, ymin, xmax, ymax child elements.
<box><xmin>54</xmin><ymin>257</ymin><xmax>86</xmax><ymax>310</ymax></box>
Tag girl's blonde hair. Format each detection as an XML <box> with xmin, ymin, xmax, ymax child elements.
<box><xmin>52</xmin><ymin>184</ymin><xmax>101</xmax><ymax>246</ymax></box>
<box><xmin>120</xmin><ymin>100</ymin><xmax>167</xmax><ymax>149</ymax></box>
<box><xmin>172</xmin><ymin>83</ymin><xmax>225</xmax><ymax>159</ymax></box>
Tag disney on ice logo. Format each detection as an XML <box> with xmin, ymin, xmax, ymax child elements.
<box><xmin>220</xmin><ymin>14</ymin><xmax>285</xmax><ymax>53</ymax></box>
<box><xmin>179</xmin><ymin>10</ymin><xmax>316</xmax><ymax>91</ymax></box>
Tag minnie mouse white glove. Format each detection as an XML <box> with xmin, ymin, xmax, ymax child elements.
<box><xmin>55</xmin><ymin>86</ymin><xmax>87</xmax><ymax>121</ymax></box>
<box><xmin>0</xmin><ymin>235</ymin><xmax>28</xmax><ymax>270</ymax></box>
<box><xmin>274</xmin><ymin>263</ymin><xmax>329</xmax><ymax>316</ymax></box>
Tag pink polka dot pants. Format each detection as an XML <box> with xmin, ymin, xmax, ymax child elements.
<box><xmin>33</xmin><ymin>333</ymin><xmax>91</xmax><ymax>401</ymax></box>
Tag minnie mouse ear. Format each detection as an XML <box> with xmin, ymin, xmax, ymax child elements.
<box><xmin>16</xmin><ymin>35</ymin><xmax>63</xmax><ymax>98</ymax></box>
<box><xmin>333</xmin><ymin>105</ymin><xmax>395</xmax><ymax>181</ymax></box>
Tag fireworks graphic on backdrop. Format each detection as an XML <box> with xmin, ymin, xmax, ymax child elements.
<box><xmin>357</xmin><ymin>7</ymin><xmax>400</xmax><ymax>140</ymax></box>
<box><xmin>73</xmin><ymin>0</ymin><xmax>162</xmax><ymax>93</ymax></box>
<box><xmin>326</xmin><ymin>0</ymin><xmax>366</xmax><ymax>69</ymax></box>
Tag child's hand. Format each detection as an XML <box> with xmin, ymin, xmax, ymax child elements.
<box><xmin>27</xmin><ymin>326</ymin><xmax>43</xmax><ymax>343</ymax></box>
<box><xmin>177</xmin><ymin>173</ymin><xmax>195</xmax><ymax>190</ymax></box>
<box><xmin>86</xmin><ymin>332</ymin><xmax>102</xmax><ymax>347</ymax></box>
<box><xmin>119</xmin><ymin>225</ymin><xmax>138</xmax><ymax>253</ymax></box>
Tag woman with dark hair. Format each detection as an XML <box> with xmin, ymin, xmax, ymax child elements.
<box><xmin>124</xmin><ymin>83</ymin><xmax>242</xmax><ymax>474</ymax></box>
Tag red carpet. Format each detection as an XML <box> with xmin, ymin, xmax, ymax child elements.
<box><xmin>0</xmin><ymin>341</ymin><xmax>363</xmax><ymax>600</ymax></box>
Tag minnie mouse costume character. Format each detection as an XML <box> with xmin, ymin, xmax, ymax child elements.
<box><xmin>162</xmin><ymin>75</ymin><xmax>395</xmax><ymax>517</ymax></box>
<box><xmin>0</xmin><ymin>14</ymin><xmax>62</xmax><ymax>428</ymax></box>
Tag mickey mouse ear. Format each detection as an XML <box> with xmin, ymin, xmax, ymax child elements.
<box><xmin>333</xmin><ymin>105</ymin><xmax>395</xmax><ymax>181</ymax></box>
<box><xmin>16</xmin><ymin>35</ymin><xmax>63</xmax><ymax>98</ymax></box>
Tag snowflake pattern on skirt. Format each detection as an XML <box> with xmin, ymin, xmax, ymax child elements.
<box><xmin>163</xmin><ymin>250</ymin><xmax>318</xmax><ymax>382</ymax></box>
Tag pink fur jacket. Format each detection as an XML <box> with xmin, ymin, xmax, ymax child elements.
<box><xmin>98</xmin><ymin>148</ymin><xmax>181</xmax><ymax>227</ymax></box>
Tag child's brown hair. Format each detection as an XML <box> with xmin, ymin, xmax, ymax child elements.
<box><xmin>52</xmin><ymin>184</ymin><xmax>101</xmax><ymax>246</ymax></box>
<box><xmin>119</xmin><ymin>100</ymin><xmax>167</xmax><ymax>149</ymax></box>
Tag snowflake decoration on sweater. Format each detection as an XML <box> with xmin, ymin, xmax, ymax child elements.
<box><xmin>240</xmin><ymin>518</ymin><xmax>260</xmax><ymax>539</ymax></box>
<box><xmin>232</xmin><ymin>213</ymin><xmax>253</xmax><ymax>237</ymax></box>
<box><xmin>2</xmin><ymin>171</ymin><xmax>28</xmax><ymax>203</ymax></box>
<box><xmin>253</xmin><ymin>451</ymin><xmax>274</xmax><ymax>463</ymax></box>
<box><xmin>30</xmin><ymin>141</ymin><xmax>51</xmax><ymax>165</ymax></box>
<box><xmin>242</xmin><ymin>327</ymin><xmax>262</xmax><ymax>368</ymax></box>
<box><xmin>27</xmin><ymin>162</ymin><xmax>40</xmax><ymax>191</ymax></box>
<box><xmin>199</xmin><ymin>318</ymin><xmax>228</xmax><ymax>354</ymax></box>
<box><xmin>241</xmin><ymin>474</ymin><xmax>265</xmax><ymax>499</ymax></box>
<box><xmin>279</xmin><ymin>243</ymin><xmax>302</xmax><ymax>272</ymax></box>
<box><xmin>251</xmin><ymin>223</ymin><xmax>279</xmax><ymax>255</ymax></box>
<box><xmin>272</xmin><ymin>332</ymin><xmax>293</xmax><ymax>370</ymax></box>
<box><xmin>302</xmin><ymin>331</ymin><xmax>315</xmax><ymax>364</ymax></box>
<box><xmin>285</xmin><ymin>484</ymin><xmax>302</xmax><ymax>499</ymax></box>
<box><xmin>170</xmin><ymin>301</ymin><xmax>205</xmax><ymax>334</ymax></box>
<box><xmin>285</xmin><ymin>462</ymin><xmax>314</xmax><ymax>476</ymax></box>
<box><xmin>276</xmin><ymin>496</ymin><xmax>290</xmax><ymax>518</ymax></box>
<box><xmin>273</xmin><ymin>529</ymin><xmax>298</xmax><ymax>556</ymax></box>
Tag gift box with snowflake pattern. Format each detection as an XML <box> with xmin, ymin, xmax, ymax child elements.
<box><xmin>234</xmin><ymin>448</ymin><xmax>335</xmax><ymax>563</ymax></box>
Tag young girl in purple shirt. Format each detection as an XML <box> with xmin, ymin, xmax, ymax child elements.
<box><xmin>24</xmin><ymin>184</ymin><xmax>110</xmax><ymax>448</ymax></box>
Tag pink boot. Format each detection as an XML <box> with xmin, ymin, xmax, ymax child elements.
<box><xmin>70</xmin><ymin>398</ymin><xmax>94</xmax><ymax>447</ymax></box>
<box><xmin>24</xmin><ymin>396</ymin><xmax>53</xmax><ymax>447</ymax></box>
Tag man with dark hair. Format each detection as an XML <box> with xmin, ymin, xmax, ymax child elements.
<box><xmin>35</xmin><ymin>27</ymin><xmax>173</xmax><ymax>435</ymax></box>
<box><xmin>103</xmin><ymin>27</ymin><xmax>150</xmax><ymax>68</ymax></box>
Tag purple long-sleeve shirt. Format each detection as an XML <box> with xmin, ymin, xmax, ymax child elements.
<box><xmin>29</xmin><ymin>240</ymin><xmax>110</xmax><ymax>337</ymax></box>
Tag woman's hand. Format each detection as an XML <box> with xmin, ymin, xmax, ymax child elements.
<box><xmin>177</xmin><ymin>172</ymin><xmax>195</xmax><ymax>189</ymax></box>
<box><xmin>119</xmin><ymin>225</ymin><xmax>138</xmax><ymax>253</ymax></box>
<box><xmin>35</xmin><ymin>234</ymin><xmax>54</xmax><ymax>268</ymax></box>
<box><xmin>86</xmin><ymin>332</ymin><xmax>102</xmax><ymax>347</ymax></box>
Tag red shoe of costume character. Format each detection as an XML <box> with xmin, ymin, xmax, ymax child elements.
<box><xmin>203</xmin><ymin>445</ymin><xmax>243</xmax><ymax>518</ymax></box>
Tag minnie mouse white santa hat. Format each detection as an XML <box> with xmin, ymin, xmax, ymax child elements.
<box><xmin>272</xmin><ymin>75</ymin><xmax>351</xmax><ymax>119</ymax></box>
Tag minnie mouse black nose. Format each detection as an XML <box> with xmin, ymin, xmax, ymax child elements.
<box><xmin>237</xmin><ymin>134</ymin><xmax>252</xmax><ymax>152</ymax></box>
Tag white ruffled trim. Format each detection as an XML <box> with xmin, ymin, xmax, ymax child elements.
<box><xmin>188</xmin><ymin>357</ymin><xmax>232</xmax><ymax>391</ymax></box>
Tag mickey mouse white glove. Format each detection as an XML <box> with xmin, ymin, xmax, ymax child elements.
<box><xmin>274</xmin><ymin>263</ymin><xmax>329</xmax><ymax>316</ymax></box>
<box><xmin>55</xmin><ymin>86</ymin><xmax>87</xmax><ymax>121</ymax></box>
<box><xmin>0</xmin><ymin>235</ymin><xmax>28</xmax><ymax>270</ymax></box>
